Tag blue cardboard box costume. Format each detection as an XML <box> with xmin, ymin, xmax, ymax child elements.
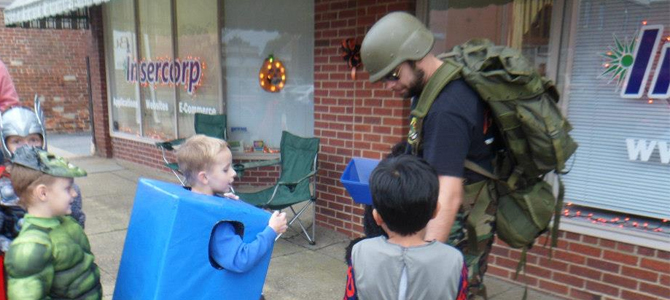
<box><xmin>114</xmin><ymin>178</ymin><xmax>272</xmax><ymax>300</ymax></box>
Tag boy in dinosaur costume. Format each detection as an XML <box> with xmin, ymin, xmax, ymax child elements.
<box><xmin>4</xmin><ymin>146</ymin><xmax>101</xmax><ymax>300</ymax></box>
<box><xmin>0</xmin><ymin>104</ymin><xmax>87</xmax><ymax>252</ymax></box>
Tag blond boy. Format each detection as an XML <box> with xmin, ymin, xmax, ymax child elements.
<box><xmin>4</xmin><ymin>146</ymin><xmax>101</xmax><ymax>299</ymax></box>
<box><xmin>176</xmin><ymin>135</ymin><xmax>287</xmax><ymax>272</ymax></box>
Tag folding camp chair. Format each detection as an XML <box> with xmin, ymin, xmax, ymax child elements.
<box><xmin>156</xmin><ymin>113</ymin><xmax>227</xmax><ymax>186</ymax></box>
<box><xmin>236</xmin><ymin>131</ymin><xmax>320</xmax><ymax>245</ymax></box>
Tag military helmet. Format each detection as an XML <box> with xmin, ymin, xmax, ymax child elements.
<box><xmin>361</xmin><ymin>12</ymin><xmax>434</xmax><ymax>83</ymax></box>
<box><xmin>0</xmin><ymin>98</ymin><xmax>47</xmax><ymax>158</ymax></box>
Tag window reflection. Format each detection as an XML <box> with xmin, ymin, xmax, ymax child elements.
<box><xmin>222</xmin><ymin>0</ymin><xmax>314</xmax><ymax>150</ymax></box>
<box><xmin>428</xmin><ymin>0</ymin><xmax>553</xmax><ymax>75</ymax></box>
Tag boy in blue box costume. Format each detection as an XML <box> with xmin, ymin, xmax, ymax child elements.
<box><xmin>176</xmin><ymin>135</ymin><xmax>287</xmax><ymax>272</ymax></box>
<box><xmin>113</xmin><ymin>135</ymin><xmax>287</xmax><ymax>300</ymax></box>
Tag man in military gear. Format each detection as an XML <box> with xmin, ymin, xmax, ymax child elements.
<box><xmin>4</xmin><ymin>146</ymin><xmax>100</xmax><ymax>300</ymax></box>
<box><xmin>361</xmin><ymin>12</ymin><xmax>500</xmax><ymax>299</ymax></box>
<box><xmin>0</xmin><ymin>105</ymin><xmax>86</xmax><ymax>252</ymax></box>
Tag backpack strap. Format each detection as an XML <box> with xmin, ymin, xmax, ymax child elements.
<box><xmin>464</xmin><ymin>181</ymin><xmax>490</xmax><ymax>255</ymax></box>
<box><xmin>408</xmin><ymin>59</ymin><xmax>462</xmax><ymax>154</ymax></box>
<box><xmin>411</xmin><ymin>59</ymin><xmax>463</xmax><ymax>118</ymax></box>
<box><xmin>463</xmin><ymin>160</ymin><xmax>498</xmax><ymax>181</ymax></box>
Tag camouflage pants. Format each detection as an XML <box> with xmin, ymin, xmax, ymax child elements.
<box><xmin>447</xmin><ymin>180</ymin><xmax>498</xmax><ymax>300</ymax></box>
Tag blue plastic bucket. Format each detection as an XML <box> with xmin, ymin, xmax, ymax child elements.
<box><xmin>340</xmin><ymin>157</ymin><xmax>380</xmax><ymax>205</ymax></box>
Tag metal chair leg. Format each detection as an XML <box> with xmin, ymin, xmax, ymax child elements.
<box><xmin>277</xmin><ymin>202</ymin><xmax>315</xmax><ymax>245</ymax></box>
<box><xmin>273</xmin><ymin>201</ymin><xmax>315</xmax><ymax>244</ymax></box>
<box><xmin>311</xmin><ymin>200</ymin><xmax>316</xmax><ymax>244</ymax></box>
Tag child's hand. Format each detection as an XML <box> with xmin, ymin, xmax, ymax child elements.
<box><xmin>269</xmin><ymin>211</ymin><xmax>288</xmax><ymax>234</ymax></box>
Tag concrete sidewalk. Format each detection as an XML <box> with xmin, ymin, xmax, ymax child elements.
<box><xmin>51</xmin><ymin>132</ymin><xmax>562</xmax><ymax>300</ymax></box>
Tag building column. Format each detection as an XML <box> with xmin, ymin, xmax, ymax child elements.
<box><xmin>88</xmin><ymin>6</ymin><xmax>113</xmax><ymax>157</ymax></box>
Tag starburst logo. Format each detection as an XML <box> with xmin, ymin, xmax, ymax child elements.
<box><xmin>600</xmin><ymin>24</ymin><xmax>669</xmax><ymax>99</ymax></box>
<box><xmin>601</xmin><ymin>34</ymin><xmax>636</xmax><ymax>90</ymax></box>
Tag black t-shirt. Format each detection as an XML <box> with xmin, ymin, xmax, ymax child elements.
<box><xmin>418</xmin><ymin>79</ymin><xmax>497</xmax><ymax>183</ymax></box>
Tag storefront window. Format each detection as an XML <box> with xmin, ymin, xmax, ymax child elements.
<box><xmin>104</xmin><ymin>0</ymin><xmax>140</xmax><ymax>136</ymax></box>
<box><xmin>427</xmin><ymin>0</ymin><xmax>553</xmax><ymax>76</ymax></box>
<box><xmin>104</xmin><ymin>0</ymin><xmax>313</xmax><ymax>146</ymax></box>
<box><xmin>137</xmin><ymin>0</ymin><xmax>175</xmax><ymax>140</ymax></box>
<box><xmin>222</xmin><ymin>0</ymin><xmax>314</xmax><ymax>151</ymax></box>
<box><xmin>562</xmin><ymin>0</ymin><xmax>669</xmax><ymax>220</ymax></box>
<box><xmin>175</xmin><ymin>0</ymin><xmax>222</xmax><ymax>138</ymax></box>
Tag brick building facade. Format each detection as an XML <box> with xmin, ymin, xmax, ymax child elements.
<box><xmin>0</xmin><ymin>9</ymin><xmax>92</xmax><ymax>132</ymax></box>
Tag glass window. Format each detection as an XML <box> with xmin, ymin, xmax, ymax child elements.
<box><xmin>222</xmin><ymin>0</ymin><xmax>314</xmax><ymax>151</ymax></box>
<box><xmin>104</xmin><ymin>0</ymin><xmax>140</xmax><ymax>136</ymax></box>
<box><xmin>427</xmin><ymin>0</ymin><xmax>553</xmax><ymax>76</ymax></box>
<box><xmin>104</xmin><ymin>0</ymin><xmax>314</xmax><ymax>145</ymax></box>
<box><xmin>175</xmin><ymin>0</ymin><xmax>222</xmax><ymax>138</ymax></box>
<box><xmin>137</xmin><ymin>0</ymin><xmax>175</xmax><ymax>140</ymax></box>
<box><xmin>561</xmin><ymin>0</ymin><xmax>669</xmax><ymax>220</ymax></box>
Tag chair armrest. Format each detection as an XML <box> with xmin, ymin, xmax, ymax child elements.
<box><xmin>263</xmin><ymin>170</ymin><xmax>317</xmax><ymax>206</ymax></box>
<box><xmin>276</xmin><ymin>170</ymin><xmax>317</xmax><ymax>186</ymax></box>
<box><xmin>234</xmin><ymin>159</ymin><xmax>281</xmax><ymax>177</ymax></box>
<box><xmin>156</xmin><ymin>138</ymin><xmax>186</xmax><ymax>151</ymax></box>
<box><xmin>235</xmin><ymin>158</ymin><xmax>281</xmax><ymax>170</ymax></box>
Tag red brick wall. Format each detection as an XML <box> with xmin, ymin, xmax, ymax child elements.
<box><xmin>0</xmin><ymin>9</ymin><xmax>92</xmax><ymax>132</ymax></box>
<box><xmin>490</xmin><ymin>233</ymin><xmax>670</xmax><ymax>300</ymax></box>
<box><xmin>314</xmin><ymin>0</ymin><xmax>413</xmax><ymax>237</ymax></box>
<box><xmin>112</xmin><ymin>137</ymin><xmax>168</xmax><ymax>170</ymax></box>
<box><xmin>234</xmin><ymin>161</ymin><xmax>280</xmax><ymax>186</ymax></box>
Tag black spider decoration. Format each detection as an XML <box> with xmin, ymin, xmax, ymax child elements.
<box><xmin>340</xmin><ymin>38</ymin><xmax>361</xmax><ymax>79</ymax></box>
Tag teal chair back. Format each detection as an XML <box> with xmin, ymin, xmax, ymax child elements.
<box><xmin>279</xmin><ymin>131</ymin><xmax>320</xmax><ymax>185</ymax></box>
<box><xmin>195</xmin><ymin>113</ymin><xmax>227</xmax><ymax>140</ymax></box>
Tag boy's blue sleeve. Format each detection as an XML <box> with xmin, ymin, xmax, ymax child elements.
<box><xmin>210</xmin><ymin>222</ymin><xmax>277</xmax><ymax>273</ymax></box>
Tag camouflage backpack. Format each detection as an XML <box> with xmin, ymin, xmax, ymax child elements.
<box><xmin>409</xmin><ymin>38</ymin><xmax>578</xmax><ymax>268</ymax></box>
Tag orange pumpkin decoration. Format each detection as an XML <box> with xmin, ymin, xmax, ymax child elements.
<box><xmin>259</xmin><ymin>55</ymin><xmax>286</xmax><ymax>93</ymax></box>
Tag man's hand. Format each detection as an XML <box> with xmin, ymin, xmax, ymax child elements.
<box><xmin>425</xmin><ymin>175</ymin><xmax>463</xmax><ymax>243</ymax></box>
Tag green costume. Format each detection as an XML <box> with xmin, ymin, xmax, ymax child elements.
<box><xmin>4</xmin><ymin>147</ymin><xmax>98</xmax><ymax>299</ymax></box>
<box><xmin>4</xmin><ymin>215</ymin><xmax>101</xmax><ymax>300</ymax></box>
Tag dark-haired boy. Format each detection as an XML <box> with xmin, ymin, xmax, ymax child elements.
<box><xmin>344</xmin><ymin>155</ymin><xmax>468</xmax><ymax>300</ymax></box>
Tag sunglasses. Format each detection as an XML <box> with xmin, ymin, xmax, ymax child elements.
<box><xmin>381</xmin><ymin>65</ymin><xmax>402</xmax><ymax>82</ymax></box>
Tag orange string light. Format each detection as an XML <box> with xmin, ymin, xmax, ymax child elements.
<box><xmin>563</xmin><ymin>205</ymin><xmax>668</xmax><ymax>234</ymax></box>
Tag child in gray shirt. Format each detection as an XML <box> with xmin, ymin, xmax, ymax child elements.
<box><xmin>344</xmin><ymin>155</ymin><xmax>468</xmax><ymax>300</ymax></box>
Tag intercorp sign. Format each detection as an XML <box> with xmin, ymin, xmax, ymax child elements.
<box><xmin>603</xmin><ymin>25</ymin><xmax>670</xmax><ymax>99</ymax></box>
<box><xmin>126</xmin><ymin>57</ymin><xmax>204</xmax><ymax>95</ymax></box>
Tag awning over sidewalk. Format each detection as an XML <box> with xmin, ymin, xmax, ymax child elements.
<box><xmin>3</xmin><ymin>0</ymin><xmax>111</xmax><ymax>25</ymax></box>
